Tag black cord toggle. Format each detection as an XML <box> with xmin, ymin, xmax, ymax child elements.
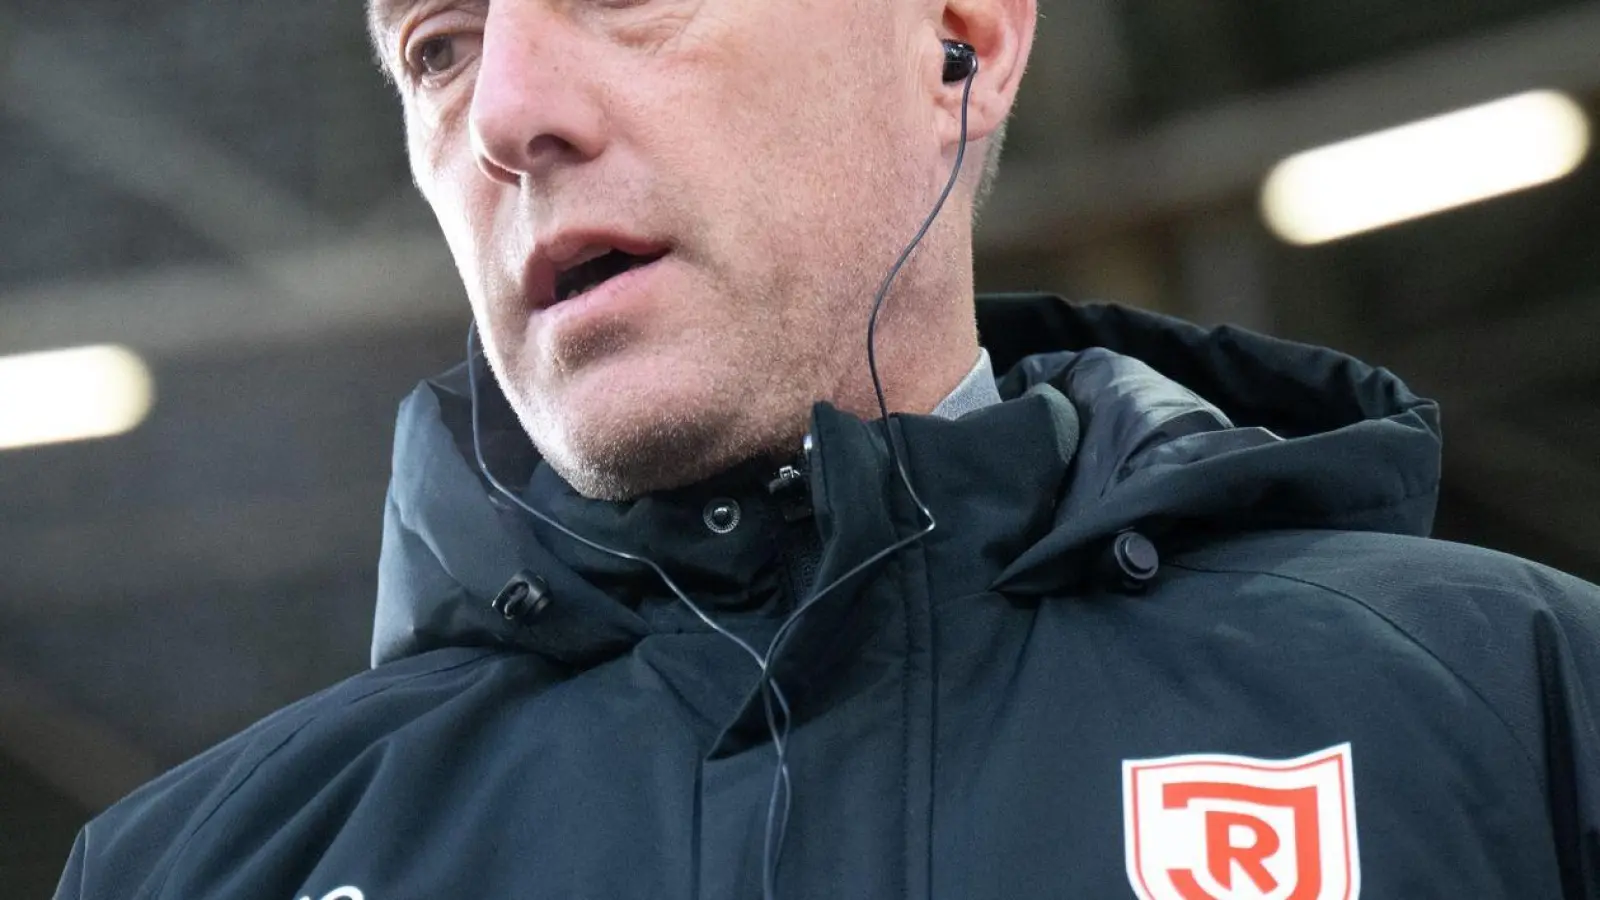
<box><xmin>491</xmin><ymin>570</ymin><xmax>553</xmax><ymax>622</ymax></box>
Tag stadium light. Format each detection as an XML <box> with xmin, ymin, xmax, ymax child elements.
<box><xmin>0</xmin><ymin>345</ymin><xmax>155</xmax><ymax>451</ymax></box>
<box><xmin>1262</xmin><ymin>90</ymin><xmax>1592</xmax><ymax>245</ymax></box>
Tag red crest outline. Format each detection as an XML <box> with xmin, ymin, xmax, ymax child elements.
<box><xmin>1122</xmin><ymin>743</ymin><xmax>1360</xmax><ymax>900</ymax></box>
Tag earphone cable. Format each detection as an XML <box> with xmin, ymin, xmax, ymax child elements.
<box><xmin>464</xmin><ymin>49</ymin><xmax>977</xmax><ymax>900</ymax></box>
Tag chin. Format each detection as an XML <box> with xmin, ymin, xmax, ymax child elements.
<box><xmin>526</xmin><ymin>382</ymin><xmax>743</xmax><ymax>501</ymax></box>
<box><xmin>516</xmin><ymin>344</ymin><xmax>814</xmax><ymax>499</ymax></box>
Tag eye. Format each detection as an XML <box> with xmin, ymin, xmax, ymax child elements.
<box><xmin>413</xmin><ymin>35</ymin><xmax>456</xmax><ymax>75</ymax></box>
<box><xmin>400</xmin><ymin>23</ymin><xmax>481</xmax><ymax>86</ymax></box>
<box><xmin>404</xmin><ymin>33</ymin><xmax>459</xmax><ymax>79</ymax></box>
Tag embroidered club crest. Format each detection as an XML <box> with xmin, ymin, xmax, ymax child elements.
<box><xmin>1123</xmin><ymin>743</ymin><xmax>1360</xmax><ymax>900</ymax></box>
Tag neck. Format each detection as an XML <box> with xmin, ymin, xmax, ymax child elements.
<box><xmin>827</xmin><ymin>239</ymin><xmax>979</xmax><ymax>424</ymax></box>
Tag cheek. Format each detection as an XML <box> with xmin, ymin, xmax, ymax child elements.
<box><xmin>407</xmin><ymin>124</ymin><xmax>502</xmax><ymax>295</ymax></box>
<box><xmin>415</xmin><ymin>164</ymin><xmax>478</xmax><ymax>282</ymax></box>
<box><xmin>406</xmin><ymin>94</ymin><xmax>488</xmax><ymax>233</ymax></box>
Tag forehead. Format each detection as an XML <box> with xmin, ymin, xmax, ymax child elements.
<box><xmin>365</xmin><ymin>1</ymin><xmax>888</xmax><ymax>46</ymax></box>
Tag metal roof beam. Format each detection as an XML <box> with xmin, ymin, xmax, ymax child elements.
<box><xmin>978</xmin><ymin>3</ymin><xmax>1600</xmax><ymax>250</ymax></box>
<box><xmin>0</xmin><ymin>20</ymin><xmax>320</xmax><ymax>263</ymax></box>
<box><xmin>0</xmin><ymin>663</ymin><xmax>159</xmax><ymax>811</ymax></box>
<box><xmin>0</xmin><ymin>231</ymin><xmax>460</xmax><ymax>357</ymax></box>
<box><xmin>1386</xmin><ymin>288</ymin><xmax>1600</xmax><ymax>411</ymax></box>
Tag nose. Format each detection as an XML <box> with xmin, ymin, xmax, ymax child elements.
<box><xmin>469</xmin><ymin>9</ymin><xmax>606</xmax><ymax>185</ymax></box>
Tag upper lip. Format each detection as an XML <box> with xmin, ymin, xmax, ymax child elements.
<box><xmin>524</xmin><ymin>229</ymin><xmax>672</xmax><ymax>310</ymax></box>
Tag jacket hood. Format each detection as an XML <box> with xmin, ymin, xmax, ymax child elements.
<box><xmin>372</xmin><ymin>296</ymin><xmax>1441</xmax><ymax>668</ymax></box>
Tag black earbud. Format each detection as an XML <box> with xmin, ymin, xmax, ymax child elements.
<box><xmin>942</xmin><ymin>40</ymin><xmax>977</xmax><ymax>84</ymax></box>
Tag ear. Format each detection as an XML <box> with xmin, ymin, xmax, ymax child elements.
<box><xmin>932</xmin><ymin>0</ymin><xmax>1036</xmax><ymax>147</ymax></box>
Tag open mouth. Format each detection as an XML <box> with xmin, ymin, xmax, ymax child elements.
<box><xmin>553</xmin><ymin>249</ymin><xmax>670</xmax><ymax>305</ymax></box>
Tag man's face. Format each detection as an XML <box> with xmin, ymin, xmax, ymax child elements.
<box><xmin>376</xmin><ymin>0</ymin><xmax>955</xmax><ymax>499</ymax></box>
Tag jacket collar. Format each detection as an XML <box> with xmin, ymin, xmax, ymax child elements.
<box><xmin>372</xmin><ymin>295</ymin><xmax>1441</xmax><ymax>668</ymax></box>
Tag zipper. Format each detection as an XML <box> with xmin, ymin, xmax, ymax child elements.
<box><xmin>766</xmin><ymin>434</ymin><xmax>814</xmax><ymax>524</ymax></box>
<box><xmin>769</xmin><ymin>434</ymin><xmax>819</xmax><ymax>612</ymax></box>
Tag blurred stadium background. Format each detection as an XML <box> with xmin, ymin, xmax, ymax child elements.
<box><xmin>3</xmin><ymin>1</ymin><xmax>1599</xmax><ymax>893</ymax></box>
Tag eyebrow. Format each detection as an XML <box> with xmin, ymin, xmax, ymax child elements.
<box><xmin>365</xmin><ymin>0</ymin><xmax>491</xmax><ymax>75</ymax></box>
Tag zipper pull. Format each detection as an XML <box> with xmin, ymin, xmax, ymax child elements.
<box><xmin>767</xmin><ymin>463</ymin><xmax>805</xmax><ymax>495</ymax></box>
<box><xmin>767</xmin><ymin>435</ymin><xmax>814</xmax><ymax>522</ymax></box>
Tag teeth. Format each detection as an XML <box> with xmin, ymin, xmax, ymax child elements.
<box><xmin>563</xmin><ymin>245</ymin><xmax>612</xmax><ymax>270</ymax></box>
<box><xmin>550</xmin><ymin>247</ymin><xmax>666</xmax><ymax>304</ymax></box>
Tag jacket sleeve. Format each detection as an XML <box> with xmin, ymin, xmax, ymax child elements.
<box><xmin>1539</xmin><ymin>566</ymin><xmax>1600</xmax><ymax>898</ymax></box>
<box><xmin>54</xmin><ymin>829</ymin><xmax>87</xmax><ymax>900</ymax></box>
<box><xmin>50</xmin><ymin>719</ymin><xmax>270</xmax><ymax>900</ymax></box>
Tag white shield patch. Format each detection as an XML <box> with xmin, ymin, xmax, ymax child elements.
<box><xmin>1123</xmin><ymin>743</ymin><xmax>1360</xmax><ymax>900</ymax></box>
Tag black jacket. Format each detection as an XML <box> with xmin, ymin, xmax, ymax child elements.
<box><xmin>57</xmin><ymin>297</ymin><xmax>1600</xmax><ymax>899</ymax></box>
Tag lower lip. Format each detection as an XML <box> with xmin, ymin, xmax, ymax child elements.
<box><xmin>539</xmin><ymin>255</ymin><xmax>669</xmax><ymax>327</ymax></box>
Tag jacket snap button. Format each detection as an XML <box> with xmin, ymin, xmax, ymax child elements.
<box><xmin>491</xmin><ymin>571</ymin><xmax>552</xmax><ymax>622</ymax></box>
<box><xmin>1112</xmin><ymin>531</ymin><xmax>1161</xmax><ymax>587</ymax></box>
<box><xmin>703</xmin><ymin>498</ymin><xmax>742</xmax><ymax>535</ymax></box>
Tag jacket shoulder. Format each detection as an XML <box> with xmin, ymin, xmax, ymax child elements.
<box><xmin>56</xmin><ymin>647</ymin><xmax>505</xmax><ymax>900</ymax></box>
<box><xmin>1176</xmin><ymin>528</ymin><xmax>1599</xmax><ymax>612</ymax></box>
<box><xmin>1172</xmin><ymin>529</ymin><xmax>1600</xmax><ymax>767</ymax></box>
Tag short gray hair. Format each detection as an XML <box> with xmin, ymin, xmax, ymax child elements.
<box><xmin>972</xmin><ymin>118</ymin><xmax>1009</xmax><ymax>222</ymax></box>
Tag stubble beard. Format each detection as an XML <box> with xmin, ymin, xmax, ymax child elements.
<box><xmin>499</xmin><ymin>139</ymin><xmax>941</xmax><ymax>501</ymax></box>
<box><xmin>513</xmin><ymin>286</ymin><xmax>846</xmax><ymax>502</ymax></box>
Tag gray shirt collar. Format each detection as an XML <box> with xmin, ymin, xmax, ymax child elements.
<box><xmin>929</xmin><ymin>347</ymin><xmax>1002</xmax><ymax>420</ymax></box>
